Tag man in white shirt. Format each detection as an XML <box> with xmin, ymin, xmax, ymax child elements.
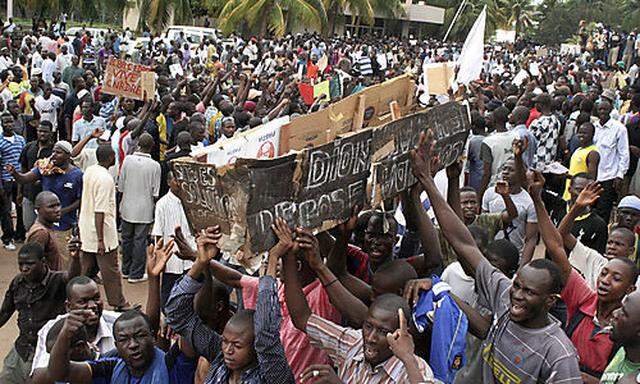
<box><xmin>33</xmin><ymin>83</ymin><xmax>63</xmax><ymax>132</ymax></box>
<box><xmin>151</xmin><ymin>170</ymin><xmax>194</xmax><ymax>307</ymax></box>
<box><xmin>119</xmin><ymin>133</ymin><xmax>161</xmax><ymax>283</ymax></box>
<box><xmin>41</xmin><ymin>52</ymin><xmax>56</xmax><ymax>85</ymax></box>
<box><xmin>79</xmin><ymin>145</ymin><xmax>130</xmax><ymax>311</ymax></box>
<box><xmin>55</xmin><ymin>45</ymin><xmax>73</xmax><ymax>73</ymax></box>
<box><xmin>30</xmin><ymin>276</ymin><xmax>121</xmax><ymax>379</ymax></box>
<box><xmin>594</xmin><ymin>100</ymin><xmax>630</xmax><ymax>222</ymax></box>
<box><xmin>31</xmin><ymin>46</ymin><xmax>44</xmax><ymax>75</ymax></box>
<box><xmin>72</xmin><ymin>100</ymin><xmax>107</xmax><ymax>150</ymax></box>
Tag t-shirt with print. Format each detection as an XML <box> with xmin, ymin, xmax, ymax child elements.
<box><xmin>34</xmin><ymin>95</ymin><xmax>63</xmax><ymax>131</ymax></box>
<box><xmin>482</xmin><ymin>188</ymin><xmax>537</xmax><ymax>256</ymax></box>
<box><xmin>32</xmin><ymin>166</ymin><xmax>83</xmax><ymax>231</ymax></box>
<box><xmin>480</xmin><ymin>130</ymin><xmax>518</xmax><ymax>186</ymax></box>
<box><xmin>601</xmin><ymin>348</ymin><xmax>640</xmax><ymax>384</ymax></box>
<box><xmin>529</xmin><ymin>114</ymin><xmax>561</xmax><ymax>169</ymax></box>
<box><xmin>240</xmin><ymin>276</ymin><xmax>341</xmax><ymax>380</ymax></box>
<box><xmin>474</xmin><ymin>259</ymin><xmax>582</xmax><ymax>383</ymax></box>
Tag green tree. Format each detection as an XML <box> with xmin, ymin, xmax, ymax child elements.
<box><xmin>321</xmin><ymin>0</ymin><xmax>404</xmax><ymax>36</ymax></box>
<box><xmin>131</xmin><ymin>0</ymin><xmax>194</xmax><ymax>33</ymax></box>
<box><xmin>440</xmin><ymin>0</ymin><xmax>502</xmax><ymax>41</ymax></box>
<box><xmin>216</xmin><ymin>0</ymin><xmax>328</xmax><ymax>37</ymax></box>
<box><xmin>500</xmin><ymin>0</ymin><xmax>538</xmax><ymax>39</ymax></box>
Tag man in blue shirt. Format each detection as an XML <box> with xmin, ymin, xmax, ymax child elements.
<box><xmin>48</xmin><ymin>309</ymin><xmax>196</xmax><ymax>383</ymax></box>
<box><xmin>0</xmin><ymin>112</ymin><xmax>27</xmax><ymax>250</ymax></box>
<box><xmin>7</xmin><ymin>140</ymin><xmax>82</xmax><ymax>268</ymax></box>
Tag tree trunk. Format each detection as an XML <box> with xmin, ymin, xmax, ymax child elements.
<box><xmin>325</xmin><ymin>1</ymin><xmax>340</xmax><ymax>37</ymax></box>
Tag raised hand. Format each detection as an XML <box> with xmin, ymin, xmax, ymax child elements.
<box><xmin>574</xmin><ymin>181</ymin><xmax>603</xmax><ymax>208</ymax></box>
<box><xmin>386</xmin><ymin>308</ymin><xmax>415</xmax><ymax>362</ymax></box>
<box><xmin>446</xmin><ymin>159</ymin><xmax>463</xmax><ymax>180</ymax></box>
<box><xmin>495</xmin><ymin>180</ymin><xmax>510</xmax><ymax>196</ymax></box>
<box><xmin>4</xmin><ymin>164</ymin><xmax>15</xmax><ymax>175</ymax></box>
<box><xmin>173</xmin><ymin>226</ymin><xmax>196</xmax><ymax>261</ymax></box>
<box><xmin>271</xmin><ymin>217</ymin><xmax>295</xmax><ymax>252</ymax></box>
<box><xmin>299</xmin><ymin>364</ymin><xmax>343</xmax><ymax>383</ymax></box>
<box><xmin>91</xmin><ymin>127</ymin><xmax>105</xmax><ymax>138</ymax></box>
<box><xmin>196</xmin><ymin>226</ymin><xmax>222</xmax><ymax>265</ymax></box>
<box><xmin>409</xmin><ymin>130</ymin><xmax>437</xmax><ymax>181</ymax></box>
<box><xmin>146</xmin><ymin>238</ymin><xmax>175</xmax><ymax>278</ymax></box>
<box><xmin>512</xmin><ymin>138</ymin><xmax>528</xmax><ymax>157</ymax></box>
<box><xmin>337</xmin><ymin>205</ymin><xmax>361</xmax><ymax>234</ymax></box>
<box><xmin>526</xmin><ymin>170</ymin><xmax>545</xmax><ymax>197</ymax></box>
<box><xmin>403</xmin><ymin>278</ymin><xmax>433</xmax><ymax>307</ymax></box>
<box><xmin>295</xmin><ymin>228</ymin><xmax>323</xmax><ymax>271</ymax></box>
<box><xmin>62</xmin><ymin>309</ymin><xmax>96</xmax><ymax>338</ymax></box>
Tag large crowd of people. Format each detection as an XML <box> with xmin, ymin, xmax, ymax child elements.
<box><xmin>0</xmin><ymin>14</ymin><xmax>637</xmax><ymax>384</ymax></box>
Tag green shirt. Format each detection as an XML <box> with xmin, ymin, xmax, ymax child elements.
<box><xmin>438</xmin><ymin>213</ymin><xmax>503</xmax><ymax>266</ymax></box>
<box><xmin>601</xmin><ymin>348</ymin><xmax>640</xmax><ymax>384</ymax></box>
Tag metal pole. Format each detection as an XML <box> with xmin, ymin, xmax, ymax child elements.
<box><xmin>443</xmin><ymin>0</ymin><xmax>467</xmax><ymax>42</ymax></box>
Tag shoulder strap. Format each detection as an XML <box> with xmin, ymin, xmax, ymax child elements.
<box><xmin>564</xmin><ymin>311</ymin><xmax>587</xmax><ymax>339</ymax></box>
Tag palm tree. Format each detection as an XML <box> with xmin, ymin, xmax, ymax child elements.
<box><xmin>499</xmin><ymin>0</ymin><xmax>537</xmax><ymax>39</ymax></box>
<box><xmin>321</xmin><ymin>0</ymin><xmax>404</xmax><ymax>36</ymax></box>
<box><xmin>216</xmin><ymin>0</ymin><xmax>328</xmax><ymax>37</ymax></box>
<box><xmin>130</xmin><ymin>0</ymin><xmax>193</xmax><ymax>33</ymax></box>
<box><xmin>441</xmin><ymin>0</ymin><xmax>502</xmax><ymax>41</ymax></box>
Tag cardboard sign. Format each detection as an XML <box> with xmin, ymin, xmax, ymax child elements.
<box><xmin>370</xmin><ymin>102</ymin><xmax>470</xmax><ymax>205</ymax></box>
<box><xmin>313</xmin><ymin>80</ymin><xmax>330</xmax><ymax>100</ymax></box>
<box><xmin>423</xmin><ymin>62</ymin><xmax>456</xmax><ymax>95</ymax></box>
<box><xmin>176</xmin><ymin>102</ymin><xmax>469</xmax><ymax>254</ymax></box>
<box><xmin>103</xmin><ymin>58</ymin><xmax>155</xmax><ymax>101</ymax></box>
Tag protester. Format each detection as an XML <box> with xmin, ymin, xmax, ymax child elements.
<box><xmin>0</xmin><ymin>241</ymin><xmax>81</xmax><ymax>383</ymax></box>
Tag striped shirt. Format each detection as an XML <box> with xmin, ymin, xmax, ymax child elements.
<box><xmin>0</xmin><ymin>134</ymin><xmax>26</xmax><ymax>181</ymax></box>
<box><xmin>357</xmin><ymin>55</ymin><xmax>373</xmax><ymax>76</ymax></box>
<box><xmin>306</xmin><ymin>314</ymin><xmax>435</xmax><ymax>383</ymax></box>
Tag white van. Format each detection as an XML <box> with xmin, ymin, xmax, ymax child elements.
<box><xmin>164</xmin><ymin>26</ymin><xmax>218</xmax><ymax>47</ymax></box>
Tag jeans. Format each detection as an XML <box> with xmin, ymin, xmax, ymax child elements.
<box><xmin>0</xmin><ymin>346</ymin><xmax>33</xmax><ymax>384</ymax></box>
<box><xmin>121</xmin><ymin>220</ymin><xmax>151</xmax><ymax>279</ymax></box>
<box><xmin>0</xmin><ymin>181</ymin><xmax>25</xmax><ymax>244</ymax></box>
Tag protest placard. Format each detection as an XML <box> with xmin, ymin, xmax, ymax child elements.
<box><xmin>423</xmin><ymin>62</ymin><xmax>456</xmax><ymax>95</ymax></box>
<box><xmin>370</xmin><ymin>102</ymin><xmax>470</xmax><ymax>205</ymax></box>
<box><xmin>103</xmin><ymin>58</ymin><xmax>155</xmax><ymax>100</ymax></box>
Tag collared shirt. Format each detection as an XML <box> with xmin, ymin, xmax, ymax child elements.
<box><xmin>561</xmin><ymin>269</ymin><xmax>615</xmax><ymax>375</ymax></box>
<box><xmin>165</xmin><ymin>275</ymin><xmax>295</xmax><ymax>384</ymax></box>
<box><xmin>32</xmin><ymin>165</ymin><xmax>83</xmax><ymax>231</ymax></box>
<box><xmin>79</xmin><ymin>164</ymin><xmax>119</xmax><ymax>253</ymax></box>
<box><xmin>20</xmin><ymin>141</ymin><xmax>53</xmax><ymax>201</ymax></box>
<box><xmin>26</xmin><ymin>221</ymin><xmax>61</xmax><ymax>270</ymax></box>
<box><xmin>151</xmin><ymin>191</ymin><xmax>194</xmax><ymax>274</ymax></box>
<box><xmin>0</xmin><ymin>270</ymin><xmax>67</xmax><ymax>360</ymax></box>
<box><xmin>0</xmin><ymin>134</ymin><xmax>26</xmax><ymax>181</ymax></box>
<box><xmin>72</xmin><ymin>116</ymin><xmax>107</xmax><ymax>150</ymax></box>
<box><xmin>118</xmin><ymin>152</ymin><xmax>161</xmax><ymax>224</ymax></box>
<box><xmin>240</xmin><ymin>276</ymin><xmax>341</xmax><ymax>379</ymax></box>
<box><xmin>30</xmin><ymin>310</ymin><xmax>120</xmax><ymax>375</ymax></box>
<box><xmin>305</xmin><ymin>314</ymin><xmax>434</xmax><ymax>383</ymax></box>
<box><xmin>594</xmin><ymin>118</ymin><xmax>630</xmax><ymax>181</ymax></box>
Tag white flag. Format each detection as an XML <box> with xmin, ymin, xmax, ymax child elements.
<box><xmin>456</xmin><ymin>6</ymin><xmax>486</xmax><ymax>85</ymax></box>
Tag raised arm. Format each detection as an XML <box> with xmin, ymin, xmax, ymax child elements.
<box><xmin>5</xmin><ymin>164</ymin><xmax>39</xmax><ymax>184</ymax></box>
<box><xmin>527</xmin><ymin>171</ymin><xmax>571</xmax><ymax>282</ymax></box>
<box><xmin>558</xmin><ymin>182</ymin><xmax>603</xmax><ymax>251</ymax></box>
<box><xmin>495</xmin><ymin>181</ymin><xmax>518</xmax><ymax>226</ymax></box>
<box><xmin>254</xmin><ymin>274</ymin><xmax>295</xmax><ymax>383</ymax></box>
<box><xmin>174</xmin><ymin>226</ymin><xmax>243</xmax><ymax>289</ymax></box>
<box><xmin>289</xmin><ymin>222</ymin><xmax>368</xmax><ymax>328</ymax></box>
<box><xmin>48</xmin><ymin>310</ymin><xmax>94</xmax><ymax>384</ymax></box>
<box><xmin>402</xmin><ymin>184</ymin><xmax>443</xmax><ymax>275</ymax></box>
<box><xmin>281</xmin><ymin>234</ymin><xmax>312</xmax><ymax>331</ymax></box>
<box><xmin>165</xmin><ymin>226</ymin><xmax>223</xmax><ymax>361</ymax></box>
<box><xmin>71</xmin><ymin>127</ymin><xmax>103</xmax><ymax>158</ymax></box>
<box><xmin>324</xmin><ymin>207</ymin><xmax>372</xmax><ymax>303</ymax></box>
<box><xmin>62</xmin><ymin>237</ymin><xmax>82</xmax><ymax>282</ymax></box>
<box><xmin>410</xmin><ymin>131</ymin><xmax>485</xmax><ymax>275</ymax></box>
<box><xmin>446</xmin><ymin>161</ymin><xmax>463</xmax><ymax>220</ymax></box>
<box><xmin>146</xmin><ymin>238</ymin><xmax>174</xmax><ymax>334</ymax></box>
